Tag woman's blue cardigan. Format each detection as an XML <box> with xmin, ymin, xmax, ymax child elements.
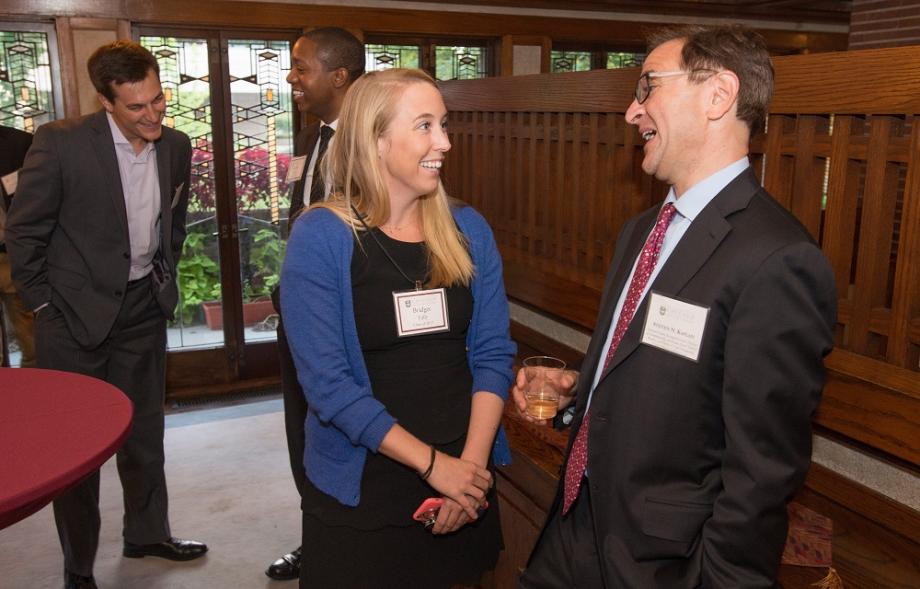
<box><xmin>280</xmin><ymin>204</ymin><xmax>516</xmax><ymax>506</ymax></box>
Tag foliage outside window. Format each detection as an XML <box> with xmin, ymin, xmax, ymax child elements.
<box><xmin>0</xmin><ymin>29</ymin><xmax>57</xmax><ymax>131</ymax></box>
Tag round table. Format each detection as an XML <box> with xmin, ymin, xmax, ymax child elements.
<box><xmin>0</xmin><ymin>368</ymin><xmax>133</xmax><ymax>529</ymax></box>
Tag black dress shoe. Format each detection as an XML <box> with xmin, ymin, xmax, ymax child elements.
<box><xmin>123</xmin><ymin>537</ymin><xmax>208</xmax><ymax>561</ymax></box>
<box><xmin>265</xmin><ymin>546</ymin><xmax>302</xmax><ymax>580</ymax></box>
<box><xmin>64</xmin><ymin>570</ymin><xmax>98</xmax><ymax>589</ymax></box>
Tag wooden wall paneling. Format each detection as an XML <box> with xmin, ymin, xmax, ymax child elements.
<box><xmin>54</xmin><ymin>17</ymin><xmax>80</xmax><ymax>119</ymax></box>
<box><xmin>585</xmin><ymin>112</ymin><xmax>599</xmax><ymax>276</ymax></box>
<box><xmin>851</xmin><ymin>116</ymin><xmax>895</xmax><ymax>355</ymax></box>
<box><xmin>504</xmin><ymin>111</ymin><xmax>515</xmax><ymax>252</ymax></box>
<box><xmin>761</xmin><ymin>114</ymin><xmax>792</xmax><ymax>208</ymax></box>
<box><xmin>525</xmin><ymin>112</ymin><xmax>537</xmax><ymax>258</ymax></box>
<box><xmin>568</xmin><ymin>111</ymin><xmax>582</xmax><ymax>278</ymax></box>
<box><xmin>888</xmin><ymin>118</ymin><xmax>920</xmax><ymax>367</ymax></box>
<box><xmin>514</xmin><ymin>111</ymin><xmax>525</xmax><ymax>255</ymax></box>
<box><xmin>500</xmin><ymin>35</ymin><xmax>513</xmax><ymax>76</ymax></box>
<box><xmin>822</xmin><ymin>115</ymin><xmax>860</xmax><ymax>303</ymax></box>
<box><xmin>789</xmin><ymin>114</ymin><xmax>823</xmax><ymax>239</ymax></box>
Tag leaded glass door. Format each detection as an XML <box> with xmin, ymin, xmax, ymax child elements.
<box><xmin>139</xmin><ymin>29</ymin><xmax>297</xmax><ymax>391</ymax></box>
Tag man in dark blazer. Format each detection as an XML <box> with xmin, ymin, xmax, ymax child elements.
<box><xmin>515</xmin><ymin>25</ymin><xmax>837</xmax><ymax>588</ymax></box>
<box><xmin>265</xmin><ymin>27</ymin><xmax>364</xmax><ymax>581</ymax></box>
<box><xmin>0</xmin><ymin>125</ymin><xmax>35</xmax><ymax>367</ymax></box>
<box><xmin>6</xmin><ymin>41</ymin><xmax>206</xmax><ymax>589</ymax></box>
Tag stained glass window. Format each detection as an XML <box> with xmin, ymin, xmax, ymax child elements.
<box><xmin>551</xmin><ymin>50</ymin><xmax>592</xmax><ymax>73</ymax></box>
<box><xmin>435</xmin><ymin>46</ymin><xmax>488</xmax><ymax>81</ymax></box>
<box><xmin>140</xmin><ymin>37</ymin><xmax>216</xmax><ymax>216</ymax></box>
<box><xmin>0</xmin><ymin>28</ymin><xmax>57</xmax><ymax>131</ymax></box>
<box><xmin>607</xmin><ymin>52</ymin><xmax>645</xmax><ymax>69</ymax></box>
<box><xmin>365</xmin><ymin>44</ymin><xmax>420</xmax><ymax>71</ymax></box>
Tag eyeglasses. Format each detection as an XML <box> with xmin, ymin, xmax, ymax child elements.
<box><xmin>634</xmin><ymin>69</ymin><xmax>716</xmax><ymax>104</ymax></box>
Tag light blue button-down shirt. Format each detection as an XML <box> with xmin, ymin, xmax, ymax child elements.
<box><xmin>582</xmin><ymin>157</ymin><xmax>750</xmax><ymax>414</ymax></box>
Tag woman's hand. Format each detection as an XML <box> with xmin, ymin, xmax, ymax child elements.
<box><xmin>425</xmin><ymin>452</ymin><xmax>491</xmax><ymax>520</ymax></box>
<box><xmin>430</xmin><ymin>497</ymin><xmax>471</xmax><ymax>534</ymax></box>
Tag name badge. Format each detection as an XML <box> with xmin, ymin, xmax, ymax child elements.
<box><xmin>1</xmin><ymin>170</ymin><xmax>19</xmax><ymax>196</ymax></box>
<box><xmin>393</xmin><ymin>288</ymin><xmax>449</xmax><ymax>337</ymax></box>
<box><xmin>640</xmin><ymin>291</ymin><xmax>709</xmax><ymax>362</ymax></box>
<box><xmin>285</xmin><ymin>155</ymin><xmax>307</xmax><ymax>183</ymax></box>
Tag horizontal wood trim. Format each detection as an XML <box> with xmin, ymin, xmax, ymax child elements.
<box><xmin>167</xmin><ymin>375</ymin><xmax>281</xmax><ymax>401</ymax></box>
<box><xmin>504</xmin><ymin>259</ymin><xmax>601</xmax><ymax>330</ymax></box>
<box><xmin>442</xmin><ymin>67</ymin><xmax>638</xmax><ymax>113</ymax></box>
<box><xmin>815</xmin><ymin>370</ymin><xmax>920</xmax><ymax>467</ymax></box>
<box><xmin>804</xmin><ymin>462</ymin><xmax>920</xmax><ymax>551</ymax></box>
<box><xmin>825</xmin><ymin>349</ymin><xmax>920</xmax><ymax>400</ymax></box>
<box><xmin>771</xmin><ymin>45</ymin><xmax>920</xmax><ymax>114</ymax></box>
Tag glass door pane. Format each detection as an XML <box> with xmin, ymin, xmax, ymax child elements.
<box><xmin>226</xmin><ymin>38</ymin><xmax>294</xmax><ymax>344</ymax></box>
<box><xmin>141</xmin><ymin>35</ymin><xmax>225</xmax><ymax>350</ymax></box>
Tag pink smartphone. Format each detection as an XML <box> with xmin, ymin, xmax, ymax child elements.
<box><xmin>412</xmin><ymin>497</ymin><xmax>490</xmax><ymax>528</ymax></box>
<box><xmin>412</xmin><ymin>497</ymin><xmax>444</xmax><ymax>526</ymax></box>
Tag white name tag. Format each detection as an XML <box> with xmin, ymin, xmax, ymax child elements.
<box><xmin>640</xmin><ymin>292</ymin><xmax>709</xmax><ymax>362</ymax></box>
<box><xmin>285</xmin><ymin>155</ymin><xmax>307</xmax><ymax>183</ymax></box>
<box><xmin>393</xmin><ymin>287</ymin><xmax>450</xmax><ymax>337</ymax></box>
<box><xmin>1</xmin><ymin>170</ymin><xmax>19</xmax><ymax>196</ymax></box>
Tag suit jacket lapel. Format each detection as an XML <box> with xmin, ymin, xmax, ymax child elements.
<box><xmin>90</xmin><ymin>110</ymin><xmax>129</xmax><ymax>238</ymax></box>
<box><xmin>156</xmin><ymin>134</ymin><xmax>172</xmax><ymax>255</ymax></box>
<box><xmin>597</xmin><ymin>168</ymin><xmax>761</xmax><ymax>380</ymax></box>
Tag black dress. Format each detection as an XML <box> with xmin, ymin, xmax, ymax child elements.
<box><xmin>299</xmin><ymin>228</ymin><xmax>503</xmax><ymax>589</ymax></box>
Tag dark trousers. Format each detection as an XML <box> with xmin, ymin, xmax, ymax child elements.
<box><xmin>37</xmin><ymin>276</ymin><xmax>171</xmax><ymax>576</ymax></box>
<box><xmin>519</xmin><ymin>484</ymin><xmax>606</xmax><ymax>589</ymax></box>
<box><xmin>278</xmin><ymin>318</ymin><xmax>307</xmax><ymax>497</ymax></box>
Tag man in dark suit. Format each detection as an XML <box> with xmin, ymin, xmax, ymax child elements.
<box><xmin>514</xmin><ymin>25</ymin><xmax>837</xmax><ymax>588</ymax></box>
<box><xmin>265</xmin><ymin>27</ymin><xmax>364</xmax><ymax>581</ymax></box>
<box><xmin>6</xmin><ymin>41</ymin><xmax>206</xmax><ymax>589</ymax></box>
<box><xmin>0</xmin><ymin>125</ymin><xmax>35</xmax><ymax>368</ymax></box>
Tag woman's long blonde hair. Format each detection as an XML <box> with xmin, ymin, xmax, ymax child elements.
<box><xmin>312</xmin><ymin>68</ymin><xmax>474</xmax><ymax>287</ymax></box>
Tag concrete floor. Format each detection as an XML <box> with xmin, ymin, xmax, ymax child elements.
<box><xmin>0</xmin><ymin>398</ymin><xmax>302</xmax><ymax>589</ymax></box>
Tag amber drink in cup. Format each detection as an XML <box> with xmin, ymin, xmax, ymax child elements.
<box><xmin>523</xmin><ymin>356</ymin><xmax>567</xmax><ymax>419</ymax></box>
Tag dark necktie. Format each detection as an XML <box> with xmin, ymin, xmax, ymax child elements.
<box><xmin>308</xmin><ymin>125</ymin><xmax>335</xmax><ymax>206</ymax></box>
<box><xmin>562</xmin><ymin>202</ymin><xmax>678</xmax><ymax>514</ymax></box>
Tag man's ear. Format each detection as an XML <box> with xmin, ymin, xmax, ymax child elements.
<box><xmin>707</xmin><ymin>70</ymin><xmax>739</xmax><ymax>121</ymax></box>
<box><xmin>331</xmin><ymin>67</ymin><xmax>350</xmax><ymax>89</ymax></box>
<box><xmin>98</xmin><ymin>93</ymin><xmax>115</xmax><ymax>113</ymax></box>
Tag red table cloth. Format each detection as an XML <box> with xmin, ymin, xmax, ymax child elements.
<box><xmin>0</xmin><ymin>368</ymin><xmax>132</xmax><ymax>529</ymax></box>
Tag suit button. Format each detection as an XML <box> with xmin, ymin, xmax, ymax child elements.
<box><xmin>114</xmin><ymin>290</ymin><xmax>123</xmax><ymax>297</ymax></box>
<box><xmin>123</xmin><ymin>252</ymin><xmax>130</xmax><ymax>259</ymax></box>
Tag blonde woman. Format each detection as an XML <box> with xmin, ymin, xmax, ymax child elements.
<box><xmin>280</xmin><ymin>68</ymin><xmax>515</xmax><ymax>588</ymax></box>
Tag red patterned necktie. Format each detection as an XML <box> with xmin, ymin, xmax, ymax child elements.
<box><xmin>562</xmin><ymin>203</ymin><xmax>678</xmax><ymax>514</ymax></box>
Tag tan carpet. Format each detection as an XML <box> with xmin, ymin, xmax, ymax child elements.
<box><xmin>0</xmin><ymin>399</ymin><xmax>302</xmax><ymax>589</ymax></box>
